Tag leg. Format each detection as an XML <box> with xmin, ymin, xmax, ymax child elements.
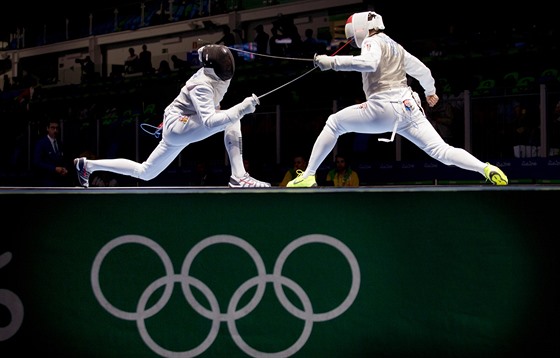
<box><xmin>224</xmin><ymin>120</ymin><xmax>270</xmax><ymax>188</ymax></box>
<box><xmin>304</xmin><ymin>121</ymin><xmax>339</xmax><ymax>177</ymax></box>
<box><xmin>86</xmin><ymin>140</ymin><xmax>184</xmax><ymax>181</ymax></box>
<box><xmin>399</xmin><ymin>113</ymin><xmax>508</xmax><ymax>184</ymax></box>
<box><xmin>287</xmin><ymin>101</ymin><xmax>395</xmax><ymax>187</ymax></box>
<box><xmin>76</xmin><ymin>112</ymin><xmax>210</xmax><ymax>186</ymax></box>
<box><xmin>224</xmin><ymin>120</ymin><xmax>245</xmax><ymax>178</ymax></box>
<box><xmin>305</xmin><ymin>101</ymin><xmax>394</xmax><ymax>177</ymax></box>
<box><xmin>399</xmin><ymin>116</ymin><xmax>487</xmax><ymax>174</ymax></box>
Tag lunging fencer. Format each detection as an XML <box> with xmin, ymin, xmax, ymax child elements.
<box><xmin>287</xmin><ymin>11</ymin><xmax>508</xmax><ymax>187</ymax></box>
<box><xmin>74</xmin><ymin>44</ymin><xmax>270</xmax><ymax>188</ymax></box>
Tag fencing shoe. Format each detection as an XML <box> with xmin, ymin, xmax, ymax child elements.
<box><xmin>229</xmin><ymin>173</ymin><xmax>271</xmax><ymax>188</ymax></box>
<box><xmin>286</xmin><ymin>169</ymin><xmax>317</xmax><ymax>188</ymax></box>
<box><xmin>483</xmin><ymin>163</ymin><xmax>508</xmax><ymax>185</ymax></box>
<box><xmin>74</xmin><ymin>157</ymin><xmax>90</xmax><ymax>188</ymax></box>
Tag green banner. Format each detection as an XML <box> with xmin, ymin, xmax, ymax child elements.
<box><xmin>1</xmin><ymin>188</ymin><xmax>558</xmax><ymax>357</ymax></box>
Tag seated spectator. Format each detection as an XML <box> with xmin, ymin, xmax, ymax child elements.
<box><xmin>279</xmin><ymin>155</ymin><xmax>307</xmax><ymax>187</ymax></box>
<box><xmin>325</xmin><ymin>154</ymin><xmax>359</xmax><ymax>187</ymax></box>
<box><xmin>171</xmin><ymin>54</ymin><xmax>189</xmax><ymax>71</ymax></box>
<box><xmin>156</xmin><ymin>60</ymin><xmax>172</xmax><ymax>78</ymax></box>
<box><xmin>188</xmin><ymin>161</ymin><xmax>221</xmax><ymax>186</ymax></box>
<box><xmin>549</xmin><ymin>100</ymin><xmax>560</xmax><ymax>156</ymax></box>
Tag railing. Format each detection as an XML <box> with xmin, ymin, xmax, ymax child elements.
<box><xmin>1</xmin><ymin>1</ymin><xmax>294</xmax><ymax>50</ymax></box>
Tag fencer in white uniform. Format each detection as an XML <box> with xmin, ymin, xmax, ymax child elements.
<box><xmin>287</xmin><ymin>11</ymin><xmax>508</xmax><ymax>187</ymax></box>
<box><xmin>74</xmin><ymin>44</ymin><xmax>270</xmax><ymax>188</ymax></box>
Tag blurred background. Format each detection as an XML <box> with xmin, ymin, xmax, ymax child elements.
<box><xmin>1</xmin><ymin>0</ymin><xmax>557</xmax><ymax>186</ymax></box>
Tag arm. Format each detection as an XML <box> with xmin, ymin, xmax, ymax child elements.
<box><xmin>279</xmin><ymin>171</ymin><xmax>292</xmax><ymax>187</ymax></box>
<box><xmin>324</xmin><ymin>170</ymin><xmax>335</xmax><ymax>186</ymax></box>
<box><xmin>349</xmin><ymin>171</ymin><xmax>360</xmax><ymax>187</ymax></box>
<box><xmin>315</xmin><ymin>45</ymin><xmax>380</xmax><ymax>73</ymax></box>
<box><xmin>191</xmin><ymin>85</ymin><xmax>257</xmax><ymax>128</ymax></box>
<box><xmin>403</xmin><ymin>50</ymin><xmax>439</xmax><ymax>107</ymax></box>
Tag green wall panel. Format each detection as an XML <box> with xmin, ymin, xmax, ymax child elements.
<box><xmin>0</xmin><ymin>187</ymin><xmax>558</xmax><ymax>357</ymax></box>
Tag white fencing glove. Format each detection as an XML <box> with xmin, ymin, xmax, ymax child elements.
<box><xmin>225</xmin><ymin>94</ymin><xmax>259</xmax><ymax>122</ymax></box>
<box><xmin>314</xmin><ymin>54</ymin><xmax>335</xmax><ymax>71</ymax></box>
<box><xmin>238</xmin><ymin>94</ymin><xmax>258</xmax><ymax>115</ymax></box>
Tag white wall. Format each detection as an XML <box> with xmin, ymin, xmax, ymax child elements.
<box><xmin>53</xmin><ymin>5</ymin><xmax>353</xmax><ymax>84</ymax></box>
<box><xmin>104</xmin><ymin>32</ymin><xmax>223</xmax><ymax>74</ymax></box>
<box><xmin>58</xmin><ymin>53</ymin><xmax>87</xmax><ymax>85</ymax></box>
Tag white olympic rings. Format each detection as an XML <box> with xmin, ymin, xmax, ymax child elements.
<box><xmin>91</xmin><ymin>234</ymin><xmax>361</xmax><ymax>357</ymax></box>
<box><xmin>0</xmin><ymin>252</ymin><xmax>24</xmax><ymax>342</ymax></box>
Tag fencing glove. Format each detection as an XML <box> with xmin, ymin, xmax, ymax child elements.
<box><xmin>314</xmin><ymin>54</ymin><xmax>335</xmax><ymax>71</ymax></box>
<box><xmin>225</xmin><ymin>94</ymin><xmax>259</xmax><ymax>122</ymax></box>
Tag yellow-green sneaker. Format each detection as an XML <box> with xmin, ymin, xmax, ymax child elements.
<box><xmin>483</xmin><ymin>163</ymin><xmax>508</xmax><ymax>185</ymax></box>
<box><xmin>286</xmin><ymin>169</ymin><xmax>317</xmax><ymax>187</ymax></box>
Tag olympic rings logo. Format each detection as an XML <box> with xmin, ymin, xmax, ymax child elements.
<box><xmin>91</xmin><ymin>234</ymin><xmax>361</xmax><ymax>357</ymax></box>
<box><xmin>0</xmin><ymin>252</ymin><xmax>24</xmax><ymax>342</ymax></box>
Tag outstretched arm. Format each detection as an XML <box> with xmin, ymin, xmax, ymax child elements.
<box><xmin>191</xmin><ymin>85</ymin><xmax>257</xmax><ymax>128</ymax></box>
<box><xmin>314</xmin><ymin>41</ymin><xmax>381</xmax><ymax>72</ymax></box>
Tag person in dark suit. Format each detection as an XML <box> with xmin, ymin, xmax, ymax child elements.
<box><xmin>33</xmin><ymin>119</ymin><xmax>70</xmax><ymax>186</ymax></box>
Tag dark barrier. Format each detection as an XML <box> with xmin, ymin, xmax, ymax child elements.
<box><xmin>1</xmin><ymin>186</ymin><xmax>559</xmax><ymax>357</ymax></box>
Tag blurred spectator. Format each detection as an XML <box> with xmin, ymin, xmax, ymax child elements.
<box><xmin>302</xmin><ymin>28</ymin><xmax>320</xmax><ymax>58</ymax></box>
<box><xmin>171</xmin><ymin>54</ymin><xmax>189</xmax><ymax>71</ymax></box>
<box><xmin>272</xmin><ymin>14</ymin><xmax>301</xmax><ymax>56</ymax></box>
<box><xmin>427</xmin><ymin>96</ymin><xmax>455</xmax><ymax>145</ymax></box>
<box><xmin>254</xmin><ymin>24</ymin><xmax>269</xmax><ymax>55</ymax></box>
<box><xmin>216</xmin><ymin>25</ymin><xmax>238</xmax><ymax>63</ymax></box>
<box><xmin>124</xmin><ymin>47</ymin><xmax>140</xmax><ymax>74</ymax></box>
<box><xmin>188</xmin><ymin>160</ymin><xmax>221</xmax><ymax>186</ymax></box>
<box><xmin>243</xmin><ymin>158</ymin><xmax>251</xmax><ymax>173</ymax></box>
<box><xmin>549</xmin><ymin>100</ymin><xmax>560</xmax><ymax>156</ymax></box>
<box><xmin>156</xmin><ymin>60</ymin><xmax>172</xmax><ymax>78</ymax></box>
<box><xmin>242</xmin><ymin>157</ymin><xmax>266</xmax><ymax>180</ymax></box>
<box><xmin>12</xmin><ymin>70</ymin><xmax>38</xmax><ymax>107</ymax></box>
<box><xmin>325</xmin><ymin>154</ymin><xmax>359</xmax><ymax>187</ymax></box>
<box><xmin>76</xmin><ymin>55</ymin><xmax>95</xmax><ymax>83</ymax></box>
<box><xmin>279</xmin><ymin>155</ymin><xmax>307</xmax><ymax>186</ymax></box>
<box><xmin>2</xmin><ymin>74</ymin><xmax>12</xmax><ymax>91</ymax></box>
<box><xmin>233</xmin><ymin>28</ymin><xmax>245</xmax><ymax>45</ymax></box>
<box><xmin>139</xmin><ymin>44</ymin><xmax>154</xmax><ymax>75</ymax></box>
<box><xmin>0</xmin><ymin>55</ymin><xmax>11</xmax><ymax>74</ymax></box>
<box><xmin>269</xmin><ymin>26</ymin><xmax>286</xmax><ymax>57</ymax></box>
<box><xmin>510</xmin><ymin>101</ymin><xmax>539</xmax><ymax>158</ymax></box>
<box><xmin>216</xmin><ymin>25</ymin><xmax>235</xmax><ymax>47</ymax></box>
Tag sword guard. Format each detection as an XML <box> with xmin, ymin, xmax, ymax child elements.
<box><xmin>252</xmin><ymin>93</ymin><xmax>260</xmax><ymax>105</ymax></box>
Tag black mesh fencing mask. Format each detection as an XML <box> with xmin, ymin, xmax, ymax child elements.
<box><xmin>199</xmin><ymin>44</ymin><xmax>235</xmax><ymax>81</ymax></box>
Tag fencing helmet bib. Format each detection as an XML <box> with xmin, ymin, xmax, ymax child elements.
<box><xmin>198</xmin><ymin>44</ymin><xmax>235</xmax><ymax>81</ymax></box>
<box><xmin>345</xmin><ymin>11</ymin><xmax>385</xmax><ymax>48</ymax></box>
